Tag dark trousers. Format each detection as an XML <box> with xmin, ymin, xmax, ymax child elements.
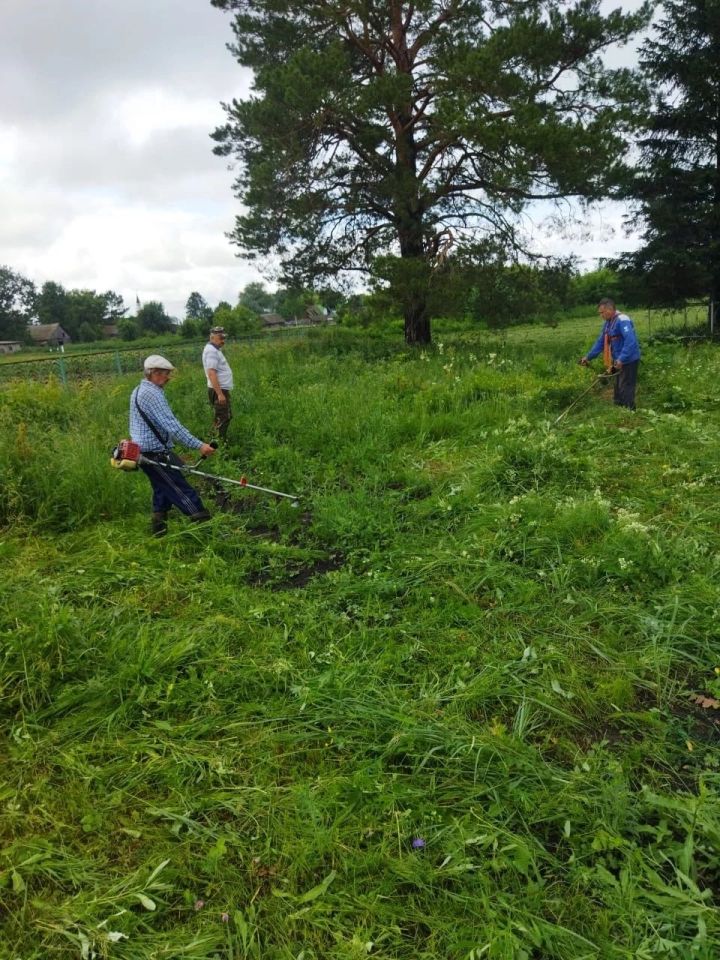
<box><xmin>208</xmin><ymin>388</ymin><xmax>232</xmax><ymax>440</ymax></box>
<box><xmin>613</xmin><ymin>360</ymin><xmax>639</xmax><ymax>410</ymax></box>
<box><xmin>140</xmin><ymin>452</ymin><xmax>208</xmax><ymax>516</ymax></box>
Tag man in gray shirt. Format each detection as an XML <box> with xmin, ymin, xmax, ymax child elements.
<box><xmin>202</xmin><ymin>326</ymin><xmax>234</xmax><ymax>441</ymax></box>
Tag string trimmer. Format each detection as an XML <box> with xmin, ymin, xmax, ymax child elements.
<box><xmin>111</xmin><ymin>440</ymin><xmax>300</xmax><ymax>505</ymax></box>
<box><xmin>553</xmin><ymin>370</ymin><xmax>618</xmax><ymax>426</ymax></box>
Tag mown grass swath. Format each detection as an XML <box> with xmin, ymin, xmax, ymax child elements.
<box><xmin>2</xmin><ymin>316</ymin><xmax>720</xmax><ymax>958</ymax></box>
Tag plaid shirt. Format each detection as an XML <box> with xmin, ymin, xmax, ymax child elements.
<box><xmin>129</xmin><ymin>379</ymin><xmax>202</xmax><ymax>453</ymax></box>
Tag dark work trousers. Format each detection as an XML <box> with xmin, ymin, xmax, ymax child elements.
<box><xmin>140</xmin><ymin>452</ymin><xmax>208</xmax><ymax>516</ymax></box>
<box><xmin>613</xmin><ymin>360</ymin><xmax>639</xmax><ymax>410</ymax></box>
<box><xmin>208</xmin><ymin>388</ymin><xmax>232</xmax><ymax>441</ymax></box>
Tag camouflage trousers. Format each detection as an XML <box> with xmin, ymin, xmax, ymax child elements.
<box><xmin>208</xmin><ymin>388</ymin><xmax>232</xmax><ymax>441</ymax></box>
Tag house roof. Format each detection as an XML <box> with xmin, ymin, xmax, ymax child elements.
<box><xmin>28</xmin><ymin>323</ymin><xmax>64</xmax><ymax>341</ymax></box>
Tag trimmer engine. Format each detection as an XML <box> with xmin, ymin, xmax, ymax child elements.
<box><xmin>110</xmin><ymin>439</ymin><xmax>142</xmax><ymax>471</ymax></box>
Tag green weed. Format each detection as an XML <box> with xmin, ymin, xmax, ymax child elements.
<box><xmin>2</xmin><ymin>323</ymin><xmax>720</xmax><ymax>958</ymax></box>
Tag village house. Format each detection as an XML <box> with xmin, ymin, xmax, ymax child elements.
<box><xmin>27</xmin><ymin>323</ymin><xmax>72</xmax><ymax>348</ymax></box>
<box><xmin>0</xmin><ymin>340</ymin><xmax>23</xmax><ymax>354</ymax></box>
<box><xmin>261</xmin><ymin>312</ymin><xmax>286</xmax><ymax>329</ymax></box>
<box><xmin>303</xmin><ymin>304</ymin><xmax>328</xmax><ymax>325</ymax></box>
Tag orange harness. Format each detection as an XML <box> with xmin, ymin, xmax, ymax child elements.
<box><xmin>602</xmin><ymin>321</ymin><xmax>621</xmax><ymax>372</ymax></box>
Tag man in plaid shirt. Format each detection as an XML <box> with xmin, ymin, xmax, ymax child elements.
<box><xmin>130</xmin><ymin>354</ymin><xmax>216</xmax><ymax>537</ymax></box>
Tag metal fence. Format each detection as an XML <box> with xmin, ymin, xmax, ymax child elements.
<box><xmin>643</xmin><ymin>300</ymin><xmax>718</xmax><ymax>341</ymax></box>
<box><xmin>0</xmin><ymin>327</ymin><xmax>309</xmax><ymax>387</ymax></box>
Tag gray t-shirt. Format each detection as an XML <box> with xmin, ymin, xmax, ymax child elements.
<box><xmin>202</xmin><ymin>343</ymin><xmax>234</xmax><ymax>390</ymax></box>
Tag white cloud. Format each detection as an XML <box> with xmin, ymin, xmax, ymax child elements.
<box><xmin>0</xmin><ymin>0</ymin><xmax>260</xmax><ymax>318</ymax></box>
<box><xmin>1</xmin><ymin>0</ymin><xmax>649</xmax><ymax>317</ymax></box>
<box><xmin>0</xmin><ymin>125</ymin><xmax>21</xmax><ymax>178</ymax></box>
<box><xmin>10</xmin><ymin>202</ymin><xmax>254</xmax><ymax>318</ymax></box>
<box><xmin>115</xmin><ymin>90</ymin><xmax>225</xmax><ymax>148</ymax></box>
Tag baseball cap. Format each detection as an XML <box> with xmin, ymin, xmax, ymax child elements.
<box><xmin>143</xmin><ymin>354</ymin><xmax>175</xmax><ymax>372</ymax></box>
<box><xmin>210</xmin><ymin>326</ymin><xmax>226</xmax><ymax>336</ymax></box>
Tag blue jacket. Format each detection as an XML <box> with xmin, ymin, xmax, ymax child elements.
<box><xmin>586</xmin><ymin>312</ymin><xmax>641</xmax><ymax>365</ymax></box>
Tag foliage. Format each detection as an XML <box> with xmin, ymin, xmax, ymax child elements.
<box><xmin>460</xmin><ymin>259</ymin><xmax>574</xmax><ymax>327</ymax></box>
<box><xmin>336</xmin><ymin>289</ymin><xmax>400</xmax><ymax>330</ymax></box>
<box><xmin>104</xmin><ymin>291</ymin><xmax>128</xmax><ymax>321</ymax></box>
<box><xmin>566</xmin><ymin>267</ymin><xmax>647</xmax><ymax>309</ymax></box>
<box><xmin>238</xmin><ymin>281</ymin><xmax>276</xmax><ymax>315</ymax></box>
<box><xmin>616</xmin><ymin>0</ymin><xmax>720</xmax><ymax>307</ymax></box>
<box><xmin>237</xmin><ymin>282</ymin><xmax>341</xmax><ymax>322</ymax></box>
<box><xmin>212</xmin><ymin>302</ymin><xmax>261</xmax><ymax>336</ymax></box>
<box><xmin>35</xmin><ymin>283</ymin><xmax>128</xmax><ymax>341</ymax></box>
<box><xmin>186</xmin><ymin>291</ymin><xmax>214</xmax><ymax>323</ymax></box>
<box><xmin>136</xmin><ymin>300</ymin><xmax>175</xmax><ymax>335</ymax></box>
<box><xmin>313</xmin><ymin>286</ymin><xmax>346</xmax><ymax>312</ymax></box>
<box><xmin>0</xmin><ymin>265</ymin><xmax>36</xmax><ymax>340</ymax></box>
<box><xmin>274</xmin><ymin>287</ymin><xmax>316</xmax><ymax>322</ymax></box>
<box><xmin>3</xmin><ymin>320</ymin><xmax>720</xmax><ymax>956</ymax></box>
<box><xmin>118</xmin><ymin>317</ymin><xmax>141</xmax><ymax>341</ymax></box>
<box><xmin>569</xmin><ymin>267</ymin><xmax>625</xmax><ymax>307</ymax></box>
<box><xmin>67</xmin><ymin>290</ymin><xmax>112</xmax><ymax>342</ymax></box>
<box><xmin>179</xmin><ymin>316</ymin><xmax>207</xmax><ymax>339</ymax></box>
<box><xmin>364</xmin><ymin>254</ymin><xmax>575</xmax><ymax>328</ymax></box>
<box><xmin>211</xmin><ymin>0</ymin><xmax>650</xmax><ymax>344</ymax></box>
<box><xmin>36</xmin><ymin>281</ymin><xmax>69</xmax><ymax>330</ymax></box>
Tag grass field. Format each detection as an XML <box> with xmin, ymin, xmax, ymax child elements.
<box><xmin>2</xmin><ymin>315</ymin><xmax>720</xmax><ymax>959</ymax></box>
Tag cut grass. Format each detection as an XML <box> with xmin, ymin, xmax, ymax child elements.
<box><xmin>2</xmin><ymin>319</ymin><xmax>720</xmax><ymax>958</ymax></box>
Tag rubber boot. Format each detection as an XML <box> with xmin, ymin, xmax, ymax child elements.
<box><xmin>151</xmin><ymin>511</ymin><xmax>168</xmax><ymax>537</ymax></box>
<box><xmin>189</xmin><ymin>510</ymin><xmax>212</xmax><ymax>523</ymax></box>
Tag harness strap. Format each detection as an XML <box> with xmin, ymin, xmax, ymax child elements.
<box><xmin>602</xmin><ymin>319</ymin><xmax>622</xmax><ymax>372</ymax></box>
<box><xmin>134</xmin><ymin>393</ymin><xmax>170</xmax><ymax>450</ymax></box>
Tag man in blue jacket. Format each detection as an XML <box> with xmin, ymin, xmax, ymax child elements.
<box><xmin>580</xmin><ymin>298</ymin><xmax>641</xmax><ymax>410</ymax></box>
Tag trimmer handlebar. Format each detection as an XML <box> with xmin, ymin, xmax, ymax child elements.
<box><xmin>192</xmin><ymin>440</ymin><xmax>219</xmax><ymax>467</ymax></box>
<box><xmin>111</xmin><ymin>438</ymin><xmax>299</xmax><ymax>503</ymax></box>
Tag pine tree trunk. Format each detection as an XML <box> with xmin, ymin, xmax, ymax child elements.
<box><xmin>711</xmin><ymin>105</ymin><xmax>720</xmax><ymax>332</ymax></box>
<box><xmin>390</xmin><ymin>2</ymin><xmax>431</xmax><ymax>347</ymax></box>
<box><xmin>398</xmin><ymin>231</ymin><xmax>432</xmax><ymax>345</ymax></box>
<box><xmin>404</xmin><ymin>300</ymin><xmax>431</xmax><ymax>345</ymax></box>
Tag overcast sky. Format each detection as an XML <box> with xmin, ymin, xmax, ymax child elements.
<box><xmin>1</xmin><ymin>1</ymin><xmax>642</xmax><ymax>320</ymax></box>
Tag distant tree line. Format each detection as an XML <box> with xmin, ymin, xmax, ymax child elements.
<box><xmin>339</xmin><ymin>260</ymin><xmax>651</xmax><ymax>330</ymax></box>
<box><xmin>0</xmin><ymin>267</ymin><xmax>178</xmax><ymax>343</ymax></box>
<box><xmin>0</xmin><ymin>268</ymin><xmax>131</xmax><ymax>343</ymax></box>
<box><xmin>0</xmin><ymin>268</ymin><xmax>346</xmax><ymax>346</ymax></box>
<box><xmin>1</xmin><ymin>259</ymin><xmax>659</xmax><ymax>348</ymax></box>
<box><xmin>177</xmin><ymin>283</ymin><xmax>350</xmax><ymax>338</ymax></box>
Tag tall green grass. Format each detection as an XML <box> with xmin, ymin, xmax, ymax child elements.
<box><xmin>2</xmin><ymin>322</ymin><xmax>720</xmax><ymax>958</ymax></box>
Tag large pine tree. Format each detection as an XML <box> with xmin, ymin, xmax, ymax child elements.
<box><xmin>211</xmin><ymin>0</ymin><xmax>649</xmax><ymax>343</ymax></box>
<box><xmin>620</xmin><ymin>0</ymin><xmax>720</xmax><ymax>310</ymax></box>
